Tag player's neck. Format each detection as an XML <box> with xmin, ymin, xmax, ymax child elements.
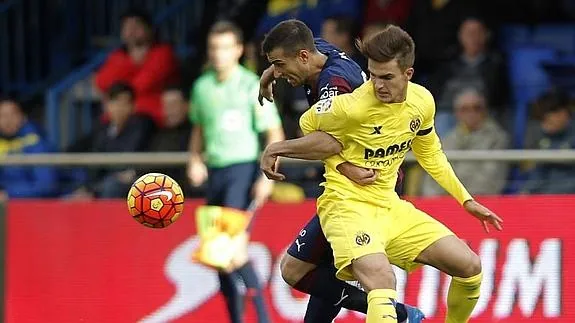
<box><xmin>305</xmin><ymin>53</ymin><xmax>328</xmax><ymax>87</ymax></box>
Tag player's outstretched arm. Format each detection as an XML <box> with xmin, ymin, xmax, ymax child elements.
<box><xmin>260</xmin><ymin>131</ymin><xmax>342</xmax><ymax>180</ymax></box>
<box><xmin>412</xmin><ymin>129</ymin><xmax>503</xmax><ymax>232</ymax></box>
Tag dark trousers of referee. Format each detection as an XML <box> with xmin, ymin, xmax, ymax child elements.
<box><xmin>206</xmin><ymin>161</ymin><xmax>270</xmax><ymax>323</ymax></box>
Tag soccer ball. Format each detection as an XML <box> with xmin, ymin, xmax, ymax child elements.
<box><xmin>127</xmin><ymin>173</ymin><xmax>184</xmax><ymax>228</ymax></box>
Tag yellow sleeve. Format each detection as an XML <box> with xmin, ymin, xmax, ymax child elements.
<box><xmin>324</xmin><ymin>155</ymin><xmax>347</xmax><ymax>170</ymax></box>
<box><xmin>411</xmin><ymin>95</ymin><xmax>473</xmax><ymax>205</ymax></box>
<box><xmin>299</xmin><ymin>97</ymin><xmax>347</xmax><ymax>169</ymax></box>
<box><xmin>299</xmin><ymin>108</ymin><xmax>318</xmax><ymax>136</ymax></box>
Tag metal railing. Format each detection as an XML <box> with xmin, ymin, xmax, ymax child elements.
<box><xmin>2</xmin><ymin>150</ymin><xmax>575</xmax><ymax>166</ymax></box>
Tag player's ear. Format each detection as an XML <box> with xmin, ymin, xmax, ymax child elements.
<box><xmin>405</xmin><ymin>67</ymin><xmax>414</xmax><ymax>81</ymax></box>
<box><xmin>298</xmin><ymin>49</ymin><xmax>310</xmax><ymax>64</ymax></box>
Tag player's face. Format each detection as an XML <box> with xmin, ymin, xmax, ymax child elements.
<box><xmin>162</xmin><ymin>90</ymin><xmax>188</xmax><ymax>128</ymax></box>
<box><xmin>368</xmin><ymin>59</ymin><xmax>413</xmax><ymax>103</ymax></box>
<box><xmin>208</xmin><ymin>32</ymin><xmax>243</xmax><ymax>74</ymax></box>
<box><xmin>266</xmin><ymin>48</ymin><xmax>310</xmax><ymax>87</ymax></box>
<box><xmin>0</xmin><ymin>101</ymin><xmax>24</xmax><ymax>136</ymax></box>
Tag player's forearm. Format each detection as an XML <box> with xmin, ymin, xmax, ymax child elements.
<box><xmin>266</xmin><ymin>131</ymin><xmax>342</xmax><ymax>160</ymax></box>
<box><xmin>412</xmin><ymin>133</ymin><xmax>472</xmax><ymax>204</ymax></box>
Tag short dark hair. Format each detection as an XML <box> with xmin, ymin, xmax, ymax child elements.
<box><xmin>324</xmin><ymin>15</ymin><xmax>359</xmax><ymax>38</ymax></box>
<box><xmin>208</xmin><ymin>20</ymin><xmax>243</xmax><ymax>44</ymax></box>
<box><xmin>121</xmin><ymin>8</ymin><xmax>154</xmax><ymax>28</ymax></box>
<box><xmin>0</xmin><ymin>94</ymin><xmax>17</xmax><ymax>105</ymax></box>
<box><xmin>357</xmin><ymin>25</ymin><xmax>415</xmax><ymax>70</ymax></box>
<box><xmin>164</xmin><ymin>84</ymin><xmax>190</xmax><ymax>101</ymax></box>
<box><xmin>107</xmin><ymin>82</ymin><xmax>135</xmax><ymax>100</ymax></box>
<box><xmin>531</xmin><ymin>90</ymin><xmax>573</xmax><ymax>120</ymax></box>
<box><xmin>261</xmin><ymin>19</ymin><xmax>316</xmax><ymax>56</ymax></box>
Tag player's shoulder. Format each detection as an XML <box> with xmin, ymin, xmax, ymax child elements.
<box><xmin>317</xmin><ymin>81</ymin><xmax>372</xmax><ymax>113</ymax></box>
<box><xmin>407</xmin><ymin>82</ymin><xmax>434</xmax><ymax>102</ymax></box>
<box><xmin>406</xmin><ymin>82</ymin><xmax>435</xmax><ymax>112</ymax></box>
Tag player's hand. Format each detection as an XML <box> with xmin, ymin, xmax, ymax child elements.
<box><xmin>258</xmin><ymin>66</ymin><xmax>276</xmax><ymax>105</ymax></box>
<box><xmin>463</xmin><ymin>200</ymin><xmax>503</xmax><ymax>233</ymax></box>
<box><xmin>188</xmin><ymin>159</ymin><xmax>208</xmax><ymax>187</ymax></box>
<box><xmin>337</xmin><ymin>162</ymin><xmax>378</xmax><ymax>185</ymax></box>
<box><xmin>260</xmin><ymin>146</ymin><xmax>285</xmax><ymax>181</ymax></box>
<box><xmin>252</xmin><ymin>177</ymin><xmax>274</xmax><ymax>209</ymax></box>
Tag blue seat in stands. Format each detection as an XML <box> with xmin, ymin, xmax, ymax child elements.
<box><xmin>532</xmin><ymin>24</ymin><xmax>575</xmax><ymax>54</ymax></box>
<box><xmin>499</xmin><ymin>25</ymin><xmax>531</xmax><ymax>53</ymax></box>
<box><xmin>508</xmin><ymin>46</ymin><xmax>557</xmax><ymax>148</ymax></box>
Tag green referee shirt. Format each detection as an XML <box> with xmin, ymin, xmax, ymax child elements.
<box><xmin>190</xmin><ymin>65</ymin><xmax>282</xmax><ymax>168</ymax></box>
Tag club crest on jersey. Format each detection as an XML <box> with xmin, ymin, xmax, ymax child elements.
<box><xmin>410</xmin><ymin>118</ymin><xmax>422</xmax><ymax>133</ymax></box>
<box><xmin>315</xmin><ymin>98</ymin><xmax>333</xmax><ymax>114</ymax></box>
<box><xmin>355</xmin><ymin>231</ymin><xmax>371</xmax><ymax>246</ymax></box>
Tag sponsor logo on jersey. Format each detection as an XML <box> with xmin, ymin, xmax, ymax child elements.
<box><xmin>319</xmin><ymin>84</ymin><xmax>339</xmax><ymax>100</ymax></box>
<box><xmin>363</xmin><ymin>139</ymin><xmax>413</xmax><ymax>159</ymax></box>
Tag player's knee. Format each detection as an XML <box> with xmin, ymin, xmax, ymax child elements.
<box><xmin>458</xmin><ymin>251</ymin><xmax>482</xmax><ymax>278</ymax></box>
<box><xmin>465</xmin><ymin>252</ymin><xmax>482</xmax><ymax>277</ymax></box>
<box><xmin>280</xmin><ymin>253</ymin><xmax>307</xmax><ymax>286</ymax></box>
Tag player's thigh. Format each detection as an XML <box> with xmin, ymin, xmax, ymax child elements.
<box><xmin>279</xmin><ymin>253</ymin><xmax>317</xmax><ymax>286</ymax></box>
<box><xmin>385</xmin><ymin>200</ymin><xmax>455</xmax><ymax>272</ymax></box>
<box><xmin>352</xmin><ymin>252</ymin><xmax>396</xmax><ymax>292</ymax></box>
<box><xmin>317</xmin><ymin>195</ymin><xmax>386</xmax><ymax>281</ymax></box>
<box><xmin>282</xmin><ymin>215</ymin><xmax>332</xmax><ymax>284</ymax></box>
<box><xmin>222</xmin><ymin>162</ymin><xmax>258</xmax><ymax>210</ymax></box>
<box><xmin>415</xmin><ymin>235</ymin><xmax>482</xmax><ymax>278</ymax></box>
<box><xmin>286</xmin><ymin>215</ymin><xmax>334</xmax><ymax>265</ymax></box>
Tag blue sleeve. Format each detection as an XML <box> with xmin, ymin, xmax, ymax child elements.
<box><xmin>317</xmin><ymin>72</ymin><xmax>353</xmax><ymax>100</ymax></box>
<box><xmin>4</xmin><ymin>141</ymin><xmax>60</xmax><ymax>198</ymax></box>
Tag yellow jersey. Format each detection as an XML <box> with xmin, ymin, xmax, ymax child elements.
<box><xmin>300</xmin><ymin>81</ymin><xmax>472</xmax><ymax>207</ymax></box>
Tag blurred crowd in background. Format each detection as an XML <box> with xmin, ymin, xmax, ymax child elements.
<box><xmin>1</xmin><ymin>0</ymin><xmax>575</xmax><ymax>200</ymax></box>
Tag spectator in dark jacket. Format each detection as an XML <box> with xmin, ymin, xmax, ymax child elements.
<box><xmin>70</xmin><ymin>82</ymin><xmax>155</xmax><ymax>199</ymax></box>
<box><xmin>426</xmin><ymin>17</ymin><xmax>508</xmax><ymax>136</ymax></box>
<box><xmin>523</xmin><ymin>91</ymin><xmax>575</xmax><ymax>194</ymax></box>
<box><xmin>94</xmin><ymin>8</ymin><xmax>180</xmax><ymax>126</ymax></box>
<box><xmin>0</xmin><ymin>98</ymin><xmax>60</xmax><ymax>198</ymax></box>
<box><xmin>139</xmin><ymin>85</ymin><xmax>194</xmax><ymax>196</ymax></box>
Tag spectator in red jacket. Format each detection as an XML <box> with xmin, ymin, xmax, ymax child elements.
<box><xmin>95</xmin><ymin>8</ymin><xmax>180</xmax><ymax>126</ymax></box>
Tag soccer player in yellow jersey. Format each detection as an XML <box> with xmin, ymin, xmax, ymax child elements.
<box><xmin>261</xmin><ymin>25</ymin><xmax>503</xmax><ymax>323</ymax></box>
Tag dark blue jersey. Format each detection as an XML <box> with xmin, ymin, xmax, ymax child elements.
<box><xmin>304</xmin><ymin>38</ymin><xmax>367</xmax><ymax>105</ymax></box>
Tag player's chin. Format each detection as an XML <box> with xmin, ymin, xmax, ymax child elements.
<box><xmin>376</xmin><ymin>94</ymin><xmax>393</xmax><ymax>103</ymax></box>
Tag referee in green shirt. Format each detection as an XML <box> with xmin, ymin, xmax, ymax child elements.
<box><xmin>187</xmin><ymin>21</ymin><xmax>284</xmax><ymax>323</ymax></box>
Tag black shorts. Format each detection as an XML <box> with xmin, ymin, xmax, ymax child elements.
<box><xmin>286</xmin><ymin>214</ymin><xmax>334</xmax><ymax>265</ymax></box>
<box><xmin>206</xmin><ymin>161</ymin><xmax>259</xmax><ymax>210</ymax></box>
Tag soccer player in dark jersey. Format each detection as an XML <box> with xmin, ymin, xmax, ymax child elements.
<box><xmin>258</xmin><ymin>20</ymin><xmax>424</xmax><ymax>323</ymax></box>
